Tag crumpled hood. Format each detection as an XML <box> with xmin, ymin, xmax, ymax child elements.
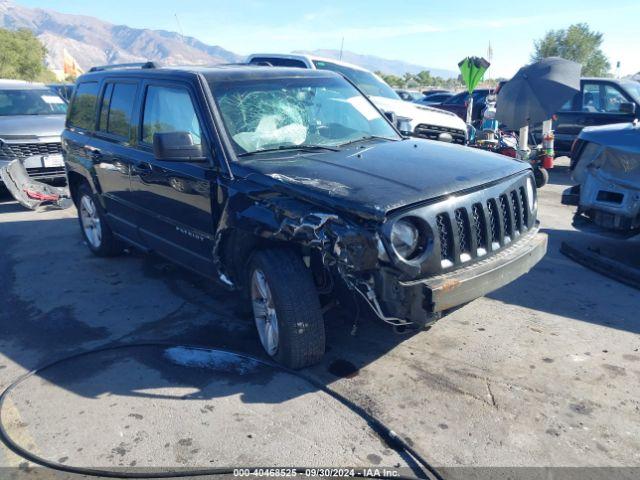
<box><xmin>243</xmin><ymin>139</ymin><xmax>530</xmax><ymax>220</ymax></box>
<box><xmin>579</xmin><ymin>122</ymin><xmax>640</xmax><ymax>154</ymax></box>
<box><xmin>0</xmin><ymin>115</ymin><xmax>66</xmax><ymax>140</ymax></box>
<box><xmin>371</xmin><ymin>96</ymin><xmax>467</xmax><ymax>132</ymax></box>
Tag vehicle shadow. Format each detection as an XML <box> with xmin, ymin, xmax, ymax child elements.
<box><xmin>0</xmin><ymin>213</ymin><xmax>429</xmax><ymax>472</ymax></box>
<box><xmin>546</xmin><ymin>164</ymin><xmax>574</xmax><ymax>187</ymax></box>
<box><xmin>0</xmin><ymin>215</ymin><xmax>418</xmax><ymax>406</ymax></box>
<box><xmin>488</xmin><ymin>224</ymin><xmax>639</xmax><ymax>334</ymax></box>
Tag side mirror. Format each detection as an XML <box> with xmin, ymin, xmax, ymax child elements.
<box><xmin>152</xmin><ymin>132</ymin><xmax>204</xmax><ymax>161</ymax></box>
<box><xmin>384</xmin><ymin>111</ymin><xmax>397</xmax><ymax>125</ymax></box>
<box><xmin>619</xmin><ymin>102</ymin><xmax>636</xmax><ymax>115</ymax></box>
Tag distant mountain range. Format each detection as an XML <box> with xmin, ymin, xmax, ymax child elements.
<box><xmin>0</xmin><ymin>0</ymin><xmax>241</xmax><ymax>72</ymax></box>
<box><xmin>0</xmin><ymin>0</ymin><xmax>457</xmax><ymax>78</ymax></box>
<box><xmin>294</xmin><ymin>49</ymin><xmax>458</xmax><ymax>78</ymax></box>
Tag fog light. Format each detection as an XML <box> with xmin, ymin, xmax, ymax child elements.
<box><xmin>438</xmin><ymin>132</ymin><xmax>453</xmax><ymax>142</ymax></box>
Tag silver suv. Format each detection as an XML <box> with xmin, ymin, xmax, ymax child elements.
<box><xmin>0</xmin><ymin>80</ymin><xmax>67</xmax><ymax>185</ymax></box>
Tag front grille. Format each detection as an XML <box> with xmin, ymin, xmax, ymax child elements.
<box><xmin>434</xmin><ymin>181</ymin><xmax>531</xmax><ymax>270</ymax></box>
<box><xmin>25</xmin><ymin>167</ymin><xmax>66</xmax><ymax>177</ymax></box>
<box><xmin>0</xmin><ymin>142</ymin><xmax>62</xmax><ymax>161</ymax></box>
<box><xmin>414</xmin><ymin>124</ymin><xmax>466</xmax><ymax>145</ymax></box>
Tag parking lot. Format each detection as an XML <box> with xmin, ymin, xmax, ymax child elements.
<box><xmin>0</xmin><ymin>162</ymin><xmax>638</xmax><ymax>474</ymax></box>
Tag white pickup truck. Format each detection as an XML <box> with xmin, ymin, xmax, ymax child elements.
<box><xmin>247</xmin><ymin>53</ymin><xmax>468</xmax><ymax>145</ymax></box>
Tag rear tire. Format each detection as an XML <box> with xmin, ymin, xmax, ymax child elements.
<box><xmin>77</xmin><ymin>182</ymin><xmax>123</xmax><ymax>257</ymax></box>
<box><xmin>534</xmin><ymin>167</ymin><xmax>549</xmax><ymax>188</ymax></box>
<box><xmin>248</xmin><ymin>249</ymin><xmax>325</xmax><ymax>369</ymax></box>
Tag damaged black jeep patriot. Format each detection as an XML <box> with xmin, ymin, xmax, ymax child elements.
<box><xmin>63</xmin><ymin>63</ymin><xmax>548</xmax><ymax>368</ymax></box>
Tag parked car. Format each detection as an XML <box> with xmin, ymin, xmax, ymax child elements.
<box><xmin>563</xmin><ymin>121</ymin><xmax>640</xmax><ymax>233</ymax></box>
<box><xmin>47</xmin><ymin>83</ymin><xmax>75</xmax><ymax>103</ymax></box>
<box><xmin>246</xmin><ymin>53</ymin><xmax>468</xmax><ymax>144</ymax></box>
<box><xmin>395</xmin><ymin>89</ymin><xmax>424</xmax><ymax>102</ymax></box>
<box><xmin>414</xmin><ymin>91</ymin><xmax>454</xmax><ymax>106</ymax></box>
<box><xmin>64</xmin><ymin>63</ymin><xmax>547</xmax><ymax>368</ymax></box>
<box><xmin>533</xmin><ymin>78</ymin><xmax>640</xmax><ymax>156</ymax></box>
<box><xmin>437</xmin><ymin>88</ymin><xmax>493</xmax><ymax>123</ymax></box>
<box><xmin>0</xmin><ymin>80</ymin><xmax>67</xmax><ymax>186</ymax></box>
<box><xmin>422</xmin><ymin>89</ymin><xmax>450</xmax><ymax>96</ymax></box>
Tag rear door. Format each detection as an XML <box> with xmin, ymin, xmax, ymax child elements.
<box><xmin>129</xmin><ymin>79</ymin><xmax>217</xmax><ymax>276</ymax></box>
<box><xmin>90</xmin><ymin>79</ymin><xmax>141</xmax><ymax>239</ymax></box>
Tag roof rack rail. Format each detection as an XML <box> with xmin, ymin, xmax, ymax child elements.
<box><xmin>89</xmin><ymin>61</ymin><xmax>159</xmax><ymax>72</ymax></box>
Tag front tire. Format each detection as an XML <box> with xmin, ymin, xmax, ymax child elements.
<box><xmin>534</xmin><ymin>167</ymin><xmax>549</xmax><ymax>188</ymax></box>
<box><xmin>77</xmin><ymin>183</ymin><xmax>123</xmax><ymax>257</ymax></box>
<box><xmin>248</xmin><ymin>249</ymin><xmax>325</xmax><ymax>369</ymax></box>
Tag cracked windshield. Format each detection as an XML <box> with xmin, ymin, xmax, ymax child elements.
<box><xmin>211</xmin><ymin>76</ymin><xmax>399</xmax><ymax>156</ymax></box>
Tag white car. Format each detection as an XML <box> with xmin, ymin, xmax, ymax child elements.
<box><xmin>246</xmin><ymin>53</ymin><xmax>468</xmax><ymax>145</ymax></box>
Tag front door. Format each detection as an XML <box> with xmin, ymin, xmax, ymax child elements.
<box><xmin>552</xmin><ymin>80</ymin><xmax>637</xmax><ymax>155</ymax></box>
<box><xmin>129</xmin><ymin>81</ymin><xmax>217</xmax><ymax>277</ymax></box>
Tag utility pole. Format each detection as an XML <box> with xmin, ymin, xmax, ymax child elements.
<box><xmin>487</xmin><ymin>41</ymin><xmax>493</xmax><ymax>80</ymax></box>
<box><xmin>174</xmin><ymin>13</ymin><xmax>184</xmax><ymax>39</ymax></box>
<box><xmin>339</xmin><ymin>37</ymin><xmax>344</xmax><ymax>61</ymax></box>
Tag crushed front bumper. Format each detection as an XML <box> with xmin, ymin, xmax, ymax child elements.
<box><xmin>374</xmin><ymin>229</ymin><xmax>547</xmax><ymax>324</ymax></box>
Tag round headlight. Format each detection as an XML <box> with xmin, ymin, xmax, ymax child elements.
<box><xmin>526</xmin><ymin>176</ymin><xmax>537</xmax><ymax>212</ymax></box>
<box><xmin>391</xmin><ymin>219</ymin><xmax>420</xmax><ymax>259</ymax></box>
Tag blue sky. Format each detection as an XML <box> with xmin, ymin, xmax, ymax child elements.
<box><xmin>19</xmin><ymin>0</ymin><xmax>640</xmax><ymax>78</ymax></box>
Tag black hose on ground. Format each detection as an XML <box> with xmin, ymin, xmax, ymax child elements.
<box><xmin>0</xmin><ymin>342</ymin><xmax>444</xmax><ymax>480</ymax></box>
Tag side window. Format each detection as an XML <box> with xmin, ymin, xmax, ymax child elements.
<box><xmin>142</xmin><ymin>85</ymin><xmax>202</xmax><ymax>145</ymax></box>
<box><xmin>67</xmin><ymin>81</ymin><xmax>99</xmax><ymax>131</ymax></box>
<box><xmin>447</xmin><ymin>93</ymin><xmax>467</xmax><ymax>105</ymax></box>
<box><xmin>98</xmin><ymin>82</ymin><xmax>137</xmax><ymax>139</ymax></box>
<box><xmin>582</xmin><ymin>83</ymin><xmax>602</xmax><ymax>112</ymax></box>
<box><xmin>558</xmin><ymin>92</ymin><xmax>580</xmax><ymax>111</ymax></box>
<box><xmin>603</xmin><ymin>85</ymin><xmax>628</xmax><ymax>113</ymax></box>
<box><xmin>249</xmin><ymin>57</ymin><xmax>307</xmax><ymax>68</ymax></box>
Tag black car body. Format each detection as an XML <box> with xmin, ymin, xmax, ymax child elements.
<box><xmin>533</xmin><ymin>78</ymin><xmax>640</xmax><ymax>156</ymax></box>
<box><xmin>436</xmin><ymin>89</ymin><xmax>492</xmax><ymax>123</ymax></box>
<box><xmin>63</xmin><ymin>64</ymin><xmax>547</xmax><ymax>368</ymax></box>
<box><xmin>414</xmin><ymin>92</ymin><xmax>454</xmax><ymax>106</ymax></box>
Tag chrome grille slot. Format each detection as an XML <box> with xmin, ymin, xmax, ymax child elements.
<box><xmin>499</xmin><ymin>194</ymin><xmax>512</xmax><ymax>241</ymax></box>
<box><xmin>510</xmin><ymin>190</ymin><xmax>522</xmax><ymax>234</ymax></box>
<box><xmin>487</xmin><ymin>199</ymin><xmax>500</xmax><ymax>247</ymax></box>
<box><xmin>436</xmin><ymin>213</ymin><xmax>454</xmax><ymax>266</ymax></box>
<box><xmin>519</xmin><ymin>186</ymin><xmax>529</xmax><ymax>227</ymax></box>
<box><xmin>471</xmin><ymin>203</ymin><xmax>487</xmax><ymax>255</ymax></box>
<box><xmin>454</xmin><ymin>207</ymin><xmax>472</xmax><ymax>261</ymax></box>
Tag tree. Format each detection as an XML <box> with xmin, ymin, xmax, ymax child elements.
<box><xmin>0</xmin><ymin>28</ymin><xmax>56</xmax><ymax>81</ymax></box>
<box><xmin>532</xmin><ymin>23</ymin><xmax>610</xmax><ymax>77</ymax></box>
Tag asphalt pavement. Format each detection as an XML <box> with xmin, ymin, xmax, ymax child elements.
<box><xmin>0</xmin><ymin>162</ymin><xmax>638</xmax><ymax>477</ymax></box>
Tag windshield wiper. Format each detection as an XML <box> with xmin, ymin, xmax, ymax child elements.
<box><xmin>237</xmin><ymin>144</ymin><xmax>339</xmax><ymax>157</ymax></box>
<box><xmin>337</xmin><ymin>135</ymin><xmax>398</xmax><ymax>148</ymax></box>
